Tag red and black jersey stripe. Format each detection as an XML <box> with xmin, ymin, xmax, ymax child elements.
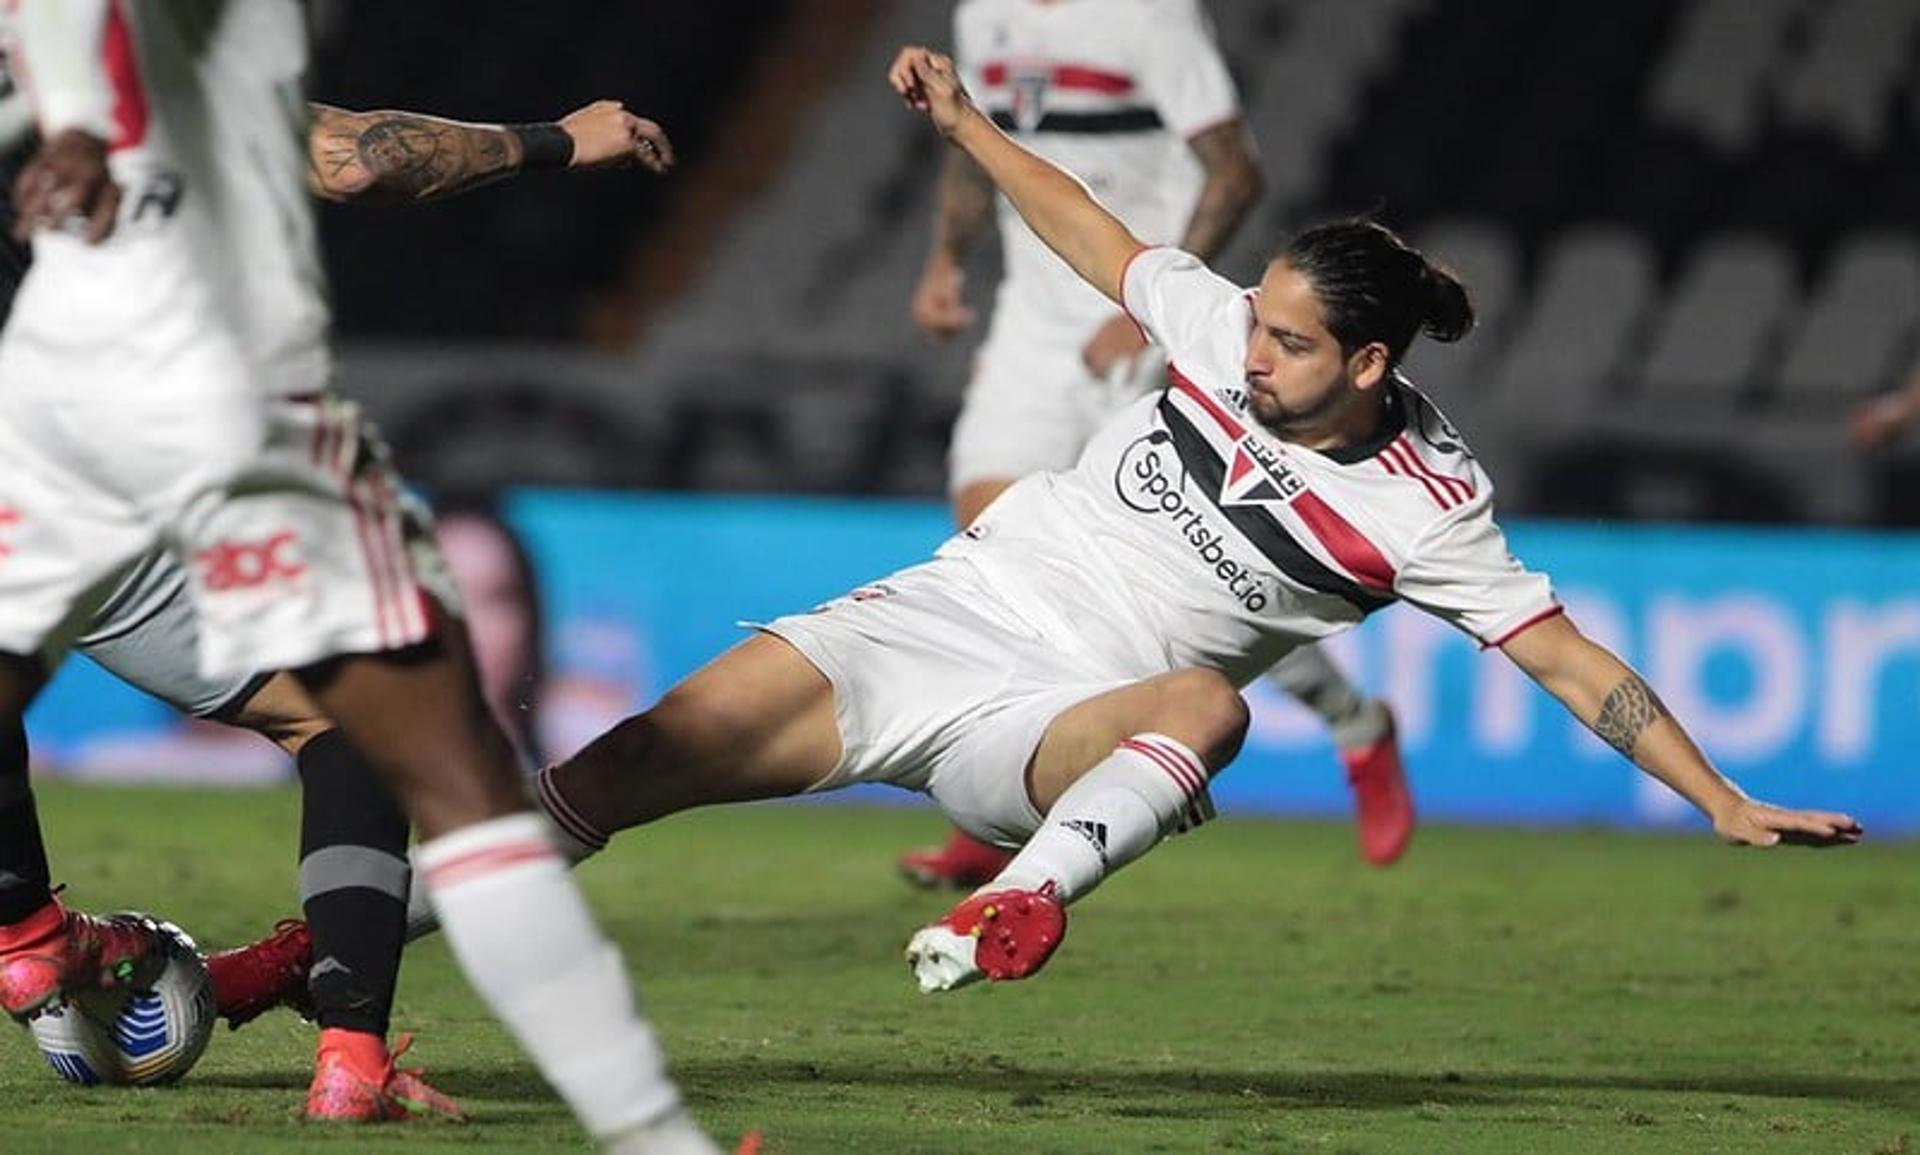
<box><xmin>1157</xmin><ymin>398</ymin><xmax>1397</xmax><ymax>615</ymax></box>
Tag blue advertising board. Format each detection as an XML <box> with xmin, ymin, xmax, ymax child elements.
<box><xmin>27</xmin><ymin>492</ymin><xmax>1920</xmax><ymax>833</ymax></box>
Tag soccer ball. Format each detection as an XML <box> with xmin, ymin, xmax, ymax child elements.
<box><xmin>28</xmin><ymin>915</ymin><xmax>216</xmax><ymax>1087</ymax></box>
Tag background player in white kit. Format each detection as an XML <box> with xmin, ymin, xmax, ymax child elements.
<box><xmin>0</xmin><ymin>4</ymin><xmax>724</xmax><ymax>1152</ymax></box>
<box><xmin>902</xmin><ymin>0</ymin><xmax>1413</xmax><ymax>887</ymax></box>
<box><xmin>456</xmin><ymin>46</ymin><xmax>1863</xmax><ymax>1003</ymax></box>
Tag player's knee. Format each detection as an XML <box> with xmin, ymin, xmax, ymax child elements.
<box><xmin>1156</xmin><ymin>668</ymin><xmax>1249</xmax><ymax>767</ymax></box>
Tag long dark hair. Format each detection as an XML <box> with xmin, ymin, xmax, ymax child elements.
<box><xmin>1279</xmin><ymin>219</ymin><xmax>1474</xmax><ymax>366</ymax></box>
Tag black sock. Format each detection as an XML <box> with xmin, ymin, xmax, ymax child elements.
<box><xmin>0</xmin><ymin>708</ymin><xmax>52</xmax><ymax>926</ymax></box>
<box><xmin>297</xmin><ymin>728</ymin><xmax>410</xmax><ymax>1037</ymax></box>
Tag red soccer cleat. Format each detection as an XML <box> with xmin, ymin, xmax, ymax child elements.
<box><xmin>904</xmin><ymin>885</ymin><xmax>1066</xmax><ymax>992</ymax></box>
<box><xmin>206</xmin><ymin>918</ymin><xmax>315</xmax><ymax>1029</ymax></box>
<box><xmin>896</xmin><ymin>829</ymin><xmax>1015</xmax><ymax>889</ymax></box>
<box><xmin>0</xmin><ymin>900</ymin><xmax>161</xmax><ymax>1022</ymax></box>
<box><xmin>1341</xmin><ymin>709</ymin><xmax>1415</xmax><ymax>867</ymax></box>
<box><xmin>305</xmin><ymin>1031</ymin><xmax>465</xmax><ymax>1123</ymax></box>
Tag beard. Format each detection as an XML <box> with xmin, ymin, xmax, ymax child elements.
<box><xmin>1246</xmin><ymin>378</ymin><xmax>1344</xmax><ymax>437</ymax></box>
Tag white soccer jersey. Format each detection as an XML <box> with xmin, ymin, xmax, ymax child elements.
<box><xmin>939</xmin><ymin>248</ymin><xmax>1561</xmax><ymax>686</ymax></box>
<box><xmin>954</xmin><ymin>0</ymin><xmax>1239</xmax><ymax>331</ymax></box>
<box><xmin>5</xmin><ymin>0</ymin><xmax>328</xmax><ymax>397</ymax></box>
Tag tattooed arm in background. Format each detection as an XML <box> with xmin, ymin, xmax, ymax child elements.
<box><xmin>306</xmin><ymin>99</ymin><xmax>674</xmax><ymax>203</ymax></box>
<box><xmin>1081</xmin><ymin>118</ymin><xmax>1263</xmax><ymax>376</ymax></box>
<box><xmin>1500</xmin><ymin>614</ymin><xmax>1862</xmax><ymax>847</ymax></box>
<box><xmin>909</xmin><ymin>145</ymin><xmax>996</xmax><ymax>341</ymax></box>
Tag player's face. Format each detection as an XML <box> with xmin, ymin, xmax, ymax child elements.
<box><xmin>1242</xmin><ymin>262</ymin><xmax>1351</xmax><ymax>433</ymax></box>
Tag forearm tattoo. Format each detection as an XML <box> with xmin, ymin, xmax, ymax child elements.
<box><xmin>1179</xmin><ymin>122</ymin><xmax>1258</xmax><ymax>261</ymax></box>
<box><xmin>1591</xmin><ymin>674</ymin><xmax>1670</xmax><ymax>760</ymax></box>
<box><xmin>310</xmin><ymin>106</ymin><xmax>521</xmax><ymax>202</ymax></box>
<box><xmin>937</xmin><ymin>149</ymin><xmax>996</xmax><ymax>257</ymax></box>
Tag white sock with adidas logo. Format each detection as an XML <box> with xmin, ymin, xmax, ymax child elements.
<box><xmin>983</xmin><ymin>733</ymin><xmax>1213</xmax><ymax>904</ymax></box>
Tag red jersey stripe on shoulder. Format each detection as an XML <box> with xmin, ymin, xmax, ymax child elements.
<box><xmin>1290</xmin><ymin>491</ymin><xmax>1397</xmax><ymax>591</ymax></box>
<box><xmin>1482</xmin><ymin>604</ymin><xmax>1566</xmax><ymax>650</ymax></box>
<box><xmin>1394</xmin><ymin>436</ymin><xmax>1474</xmax><ymax>504</ymax></box>
<box><xmin>1167</xmin><ymin>364</ymin><xmax>1246</xmax><ymax>440</ymax></box>
<box><xmin>1381</xmin><ymin>440</ymin><xmax>1454</xmax><ymax>510</ymax></box>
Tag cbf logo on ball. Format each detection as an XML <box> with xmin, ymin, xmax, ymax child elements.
<box><xmin>1115</xmin><ymin>431</ymin><xmax>1274</xmax><ymax>612</ymax></box>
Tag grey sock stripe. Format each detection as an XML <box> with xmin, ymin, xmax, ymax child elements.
<box><xmin>298</xmin><ymin>845</ymin><xmax>411</xmax><ymax>904</ymax></box>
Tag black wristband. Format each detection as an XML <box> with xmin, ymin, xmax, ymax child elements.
<box><xmin>509</xmin><ymin>122</ymin><xmax>574</xmax><ymax>170</ymax></box>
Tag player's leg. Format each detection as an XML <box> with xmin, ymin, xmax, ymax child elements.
<box><xmin>901</xmin><ymin>331</ymin><xmax>1093</xmax><ymax>888</ymax></box>
<box><xmin>184</xmin><ymin>399</ymin><xmax>722</xmax><ymax>1152</ymax></box>
<box><xmin>909</xmin><ymin>668</ymin><xmax>1249</xmax><ymax>991</ymax></box>
<box><xmin>292</xmin><ymin>623</ymin><xmax>714</xmax><ymax>1145</ymax></box>
<box><xmin>73</xmin><ymin>560</ymin><xmax>424</xmax><ymax>1071</ymax></box>
<box><xmin>893</xmin><ymin>473</ymin><xmax>1024</xmax><ymax>889</ymax></box>
<box><xmin>397</xmin><ymin>629</ymin><xmax>843</xmax><ymax>942</ymax></box>
<box><xmin>537</xmin><ymin>632</ymin><xmax>844</xmax><ymax>839</ymax></box>
<box><xmin>0</xmin><ymin>438</ymin><xmax>170</xmax><ymax>1020</ymax></box>
<box><xmin>1263</xmin><ymin>645</ymin><xmax>1413</xmax><ymax>866</ymax></box>
<box><xmin>0</xmin><ymin>652</ymin><xmax>59</xmax><ymax>1013</ymax></box>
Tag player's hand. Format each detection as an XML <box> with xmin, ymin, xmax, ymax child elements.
<box><xmin>1711</xmin><ymin>799</ymin><xmax>1862</xmax><ymax>848</ymax></box>
<box><xmin>1847</xmin><ymin>391</ymin><xmax>1917</xmax><ymax>449</ymax></box>
<box><xmin>1082</xmin><ymin>312</ymin><xmax>1148</xmax><ymax>376</ymax></box>
<box><xmin>889</xmin><ymin>46</ymin><xmax>974</xmax><ymax>138</ymax></box>
<box><xmin>12</xmin><ymin>129</ymin><xmax>121</xmax><ymax>244</ymax></box>
<box><xmin>912</xmin><ymin>257</ymin><xmax>976</xmax><ymax>340</ymax></box>
<box><xmin>560</xmin><ymin>100</ymin><xmax>674</xmax><ymax>174</ymax></box>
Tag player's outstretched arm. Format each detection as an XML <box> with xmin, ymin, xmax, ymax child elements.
<box><xmin>890</xmin><ymin>45</ymin><xmax>1143</xmax><ymax>305</ymax></box>
<box><xmin>307</xmin><ymin>100</ymin><xmax>673</xmax><ymax>203</ymax></box>
<box><xmin>1501</xmin><ymin>614</ymin><xmax>1863</xmax><ymax>848</ymax></box>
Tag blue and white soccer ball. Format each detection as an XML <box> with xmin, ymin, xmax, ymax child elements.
<box><xmin>27</xmin><ymin>915</ymin><xmax>216</xmax><ymax>1087</ymax></box>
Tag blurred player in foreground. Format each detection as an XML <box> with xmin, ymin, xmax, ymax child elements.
<box><xmin>900</xmin><ymin>0</ymin><xmax>1412</xmax><ymax>887</ymax></box>
<box><xmin>389</xmin><ymin>47</ymin><xmax>1860</xmax><ymax>998</ymax></box>
<box><xmin>0</xmin><ymin>4</ymin><xmax>732</xmax><ymax>1151</ymax></box>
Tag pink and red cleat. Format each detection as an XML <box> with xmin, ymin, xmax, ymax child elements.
<box><xmin>1341</xmin><ymin>712</ymin><xmax>1415</xmax><ymax>867</ymax></box>
<box><xmin>306</xmin><ymin>1030</ymin><xmax>466</xmax><ymax>1122</ymax></box>
<box><xmin>905</xmin><ymin>884</ymin><xmax>1066</xmax><ymax>992</ymax></box>
<box><xmin>0</xmin><ymin>899</ymin><xmax>162</xmax><ymax>1022</ymax></box>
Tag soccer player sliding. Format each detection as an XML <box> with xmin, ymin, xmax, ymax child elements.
<box><xmin>418</xmin><ymin>44</ymin><xmax>1861</xmax><ymax>995</ymax></box>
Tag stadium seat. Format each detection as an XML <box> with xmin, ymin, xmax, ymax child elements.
<box><xmin>1483</xmin><ymin>226</ymin><xmax>1657</xmax><ymax>416</ymax></box>
<box><xmin>1647</xmin><ymin>0</ymin><xmax>1801</xmax><ymax>152</ymax></box>
<box><xmin>1772</xmin><ymin>233</ymin><xmax>1920</xmax><ymax>406</ymax></box>
<box><xmin>1632</xmin><ymin>233</ymin><xmax>1798</xmax><ymax>410</ymax></box>
<box><xmin>1774</xmin><ymin>0</ymin><xmax>1920</xmax><ymax>152</ymax></box>
<box><xmin>1401</xmin><ymin>219</ymin><xmax>1520</xmax><ymax>397</ymax></box>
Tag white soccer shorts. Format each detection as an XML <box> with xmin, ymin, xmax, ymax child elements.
<box><xmin>0</xmin><ymin>377</ymin><xmax>454</xmax><ymax>682</ymax></box>
<box><xmin>947</xmin><ymin>313</ymin><xmax>1169</xmax><ymax>494</ymax></box>
<box><xmin>759</xmin><ymin>558</ymin><xmax>1131</xmax><ymax>847</ymax></box>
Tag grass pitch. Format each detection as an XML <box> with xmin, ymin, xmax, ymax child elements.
<box><xmin>0</xmin><ymin>783</ymin><xmax>1914</xmax><ymax>1154</ymax></box>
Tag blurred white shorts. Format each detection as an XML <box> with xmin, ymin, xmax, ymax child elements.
<box><xmin>947</xmin><ymin>314</ymin><xmax>1167</xmax><ymax>495</ymax></box>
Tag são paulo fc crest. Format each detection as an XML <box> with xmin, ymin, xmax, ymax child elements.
<box><xmin>1008</xmin><ymin>63</ymin><xmax>1050</xmax><ymax>132</ymax></box>
<box><xmin>1220</xmin><ymin>437</ymin><xmax>1305</xmax><ymax>509</ymax></box>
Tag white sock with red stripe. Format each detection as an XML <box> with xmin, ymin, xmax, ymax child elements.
<box><xmin>403</xmin><ymin>767</ymin><xmax>605</xmax><ymax>942</ymax></box>
<box><xmin>982</xmin><ymin>733</ymin><xmax>1214</xmax><ymax>905</ymax></box>
<box><xmin>414</xmin><ymin>812</ymin><xmax>682</xmax><ymax>1141</ymax></box>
